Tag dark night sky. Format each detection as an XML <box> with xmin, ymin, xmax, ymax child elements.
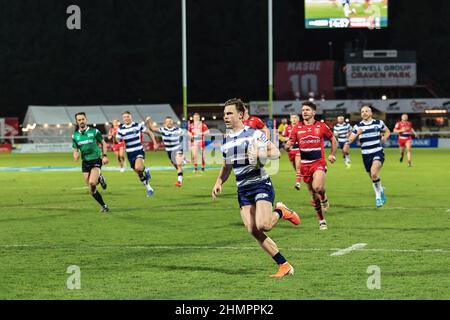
<box><xmin>0</xmin><ymin>0</ymin><xmax>449</xmax><ymax>120</ymax></box>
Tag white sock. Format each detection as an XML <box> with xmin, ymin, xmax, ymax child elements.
<box><xmin>178</xmin><ymin>174</ymin><xmax>183</xmax><ymax>183</ymax></box>
<box><xmin>372</xmin><ymin>180</ymin><xmax>382</xmax><ymax>199</ymax></box>
<box><xmin>345</xmin><ymin>155</ymin><xmax>350</xmax><ymax>163</ymax></box>
<box><xmin>144</xmin><ymin>181</ymin><xmax>153</xmax><ymax>191</ymax></box>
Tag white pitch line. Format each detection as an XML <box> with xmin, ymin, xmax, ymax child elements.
<box><xmin>1</xmin><ymin>244</ymin><xmax>449</xmax><ymax>254</ymax></box>
<box><xmin>330</xmin><ymin>243</ymin><xmax>368</xmax><ymax>256</ymax></box>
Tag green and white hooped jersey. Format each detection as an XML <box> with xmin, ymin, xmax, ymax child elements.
<box><xmin>72</xmin><ymin>127</ymin><xmax>103</xmax><ymax>161</ymax></box>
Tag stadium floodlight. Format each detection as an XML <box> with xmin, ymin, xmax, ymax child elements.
<box><xmin>382</xmin><ymin>95</ymin><xmax>387</xmax><ymax>100</ymax></box>
<box><xmin>56</xmin><ymin>124</ymin><xmax>61</xmax><ymax>128</ymax></box>
<box><xmin>153</xmin><ymin>122</ymin><xmax>157</xmax><ymax>126</ymax></box>
<box><xmin>68</xmin><ymin>123</ymin><xmax>73</xmax><ymax>128</ymax></box>
<box><xmin>201</xmin><ymin>117</ymin><xmax>205</xmax><ymax>121</ymax></box>
<box><xmin>43</xmin><ymin>123</ymin><xmax>49</xmax><ymax>128</ymax></box>
<box><xmin>189</xmin><ymin>117</ymin><xmax>193</xmax><ymax>121</ymax></box>
<box><xmin>177</xmin><ymin>121</ymin><xmax>181</xmax><ymax>125</ymax></box>
<box><xmin>105</xmin><ymin>122</ymin><xmax>110</xmax><ymax>126</ymax></box>
<box><xmin>212</xmin><ymin>115</ymin><xmax>217</xmax><ymax>120</ymax></box>
<box><xmin>93</xmin><ymin>123</ymin><xmax>97</xmax><ymax>127</ymax></box>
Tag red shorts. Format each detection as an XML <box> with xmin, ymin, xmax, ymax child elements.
<box><xmin>300</xmin><ymin>161</ymin><xmax>327</xmax><ymax>184</ymax></box>
<box><xmin>112</xmin><ymin>142</ymin><xmax>125</xmax><ymax>152</ymax></box>
<box><xmin>288</xmin><ymin>149</ymin><xmax>300</xmax><ymax>163</ymax></box>
<box><xmin>398</xmin><ymin>138</ymin><xmax>412</xmax><ymax>148</ymax></box>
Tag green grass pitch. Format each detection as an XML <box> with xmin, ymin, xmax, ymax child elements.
<box><xmin>0</xmin><ymin>148</ymin><xmax>449</xmax><ymax>299</ymax></box>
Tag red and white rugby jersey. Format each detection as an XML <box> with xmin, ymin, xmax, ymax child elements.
<box><xmin>188</xmin><ymin>121</ymin><xmax>208</xmax><ymax>142</ymax></box>
<box><xmin>290</xmin><ymin>120</ymin><xmax>333</xmax><ymax>164</ymax></box>
<box><xmin>395</xmin><ymin>121</ymin><xmax>413</xmax><ymax>140</ymax></box>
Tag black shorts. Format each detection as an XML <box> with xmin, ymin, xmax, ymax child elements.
<box><xmin>82</xmin><ymin>158</ymin><xmax>102</xmax><ymax>173</ymax></box>
<box><xmin>362</xmin><ymin>151</ymin><xmax>385</xmax><ymax>173</ymax></box>
<box><xmin>127</xmin><ymin>150</ymin><xmax>145</xmax><ymax>169</ymax></box>
<box><xmin>166</xmin><ymin>149</ymin><xmax>183</xmax><ymax>164</ymax></box>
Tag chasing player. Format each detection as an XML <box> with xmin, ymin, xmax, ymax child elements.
<box><xmin>188</xmin><ymin>113</ymin><xmax>209</xmax><ymax>173</ymax></box>
<box><xmin>348</xmin><ymin>105</ymin><xmax>390</xmax><ymax>208</ymax></box>
<box><xmin>116</xmin><ymin>111</ymin><xmax>159</xmax><ymax>197</ymax></box>
<box><xmin>286</xmin><ymin>102</ymin><xmax>337</xmax><ymax>231</ymax></box>
<box><xmin>281</xmin><ymin>114</ymin><xmax>302</xmax><ymax>190</ymax></box>
<box><xmin>341</xmin><ymin>0</ymin><xmax>357</xmax><ymax>17</ymax></box>
<box><xmin>243</xmin><ymin>105</ymin><xmax>271</xmax><ymax>140</ymax></box>
<box><xmin>108</xmin><ymin>119</ymin><xmax>126</xmax><ymax>172</ymax></box>
<box><xmin>212</xmin><ymin>98</ymin><xmax>301</xmax><ymax>278</ymax></box>
<box><xmin>72</xmin><ymin>112</ymin><xmax>109</xmax><ymax>213</ymax></box>
<box><xmin>393</xmin><ymin>114</ymin><xmax>417</xmax><ymax>167</ymax></box>
<box><xmin>146</xmin><ymin>116</ymin><xmax>185</xmax><ymax>187</ymax></box>
<box><xmin>333</xmin><ymin>116</ymin><xmax>352</xmax><ymax>168</ymax></box>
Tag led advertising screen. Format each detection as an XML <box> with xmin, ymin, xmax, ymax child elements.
<box><xmin>305</xmin><ymin>0</ymin><xmax>388</xmax><ymax>29</ymax></box>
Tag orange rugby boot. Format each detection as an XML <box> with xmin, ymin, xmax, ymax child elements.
<box><xmin>270</xmin><ymin>262</ymin><xmax>294</xmax><ymax>278</ymax></box>
<box><xmin>276</xmin><ymin>202</ymin><xmax>301</xmax><ymax>225</ymax></box>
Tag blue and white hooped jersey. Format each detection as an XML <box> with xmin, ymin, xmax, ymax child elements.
<box><xmin>333</xmin><ymin>123</ymin><xmax>352</xmax><ymax>144</ymax></box>
<box><xmin>221</xmin><ymin>127</ymin><xmax>270</xmax><ymax>190</ymax></box>
<box><xmin>159</xmin><ymin>127</ymin><xmax>184</xmax><ymax>152</ymax></box>
<box><xmin>352</xmin><ymin>119</ymin><xmax>387</xmax><ymax>155</ymax></box>
<box><xmin>116</xmin><ymin>122</ymin><xmax>146</xmax><ymax>153</ymax></box>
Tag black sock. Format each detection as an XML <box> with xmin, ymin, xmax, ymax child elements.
<box><xmin>274</xmin><ymin>209</ymin><xmax>283</xmax><ymax>219</ymax></box>
<box><xmin>372</xmin><ymin>178</ymin><xmax>380</xmax><ymax>184</ymax></box>
<box><xmin>92</xmin><ymin>190</ymin><xmax>106</xmax><ymax>207</ymax></box>
<box><xmin>272</xmin><ymin>252</ymin><xmax>287</xmax><ymax>265</ymax></box>
<box><xmin>178</xmin><ymin>172</ymin><xmax>183</xmax><ymax>177</ymax></box>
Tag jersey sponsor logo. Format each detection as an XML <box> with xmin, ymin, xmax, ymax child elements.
<box><xmin>315</xmin><ymin>128</ymin><xmax>321</xmax><ymax>135</ymax></box>
<box><xmin>265</xmin><ymin>181</ymin><xmax>272</xmax><ymax>186</ymax></box>
<box><xmin>77</xmin><ymin>139</ymin><xmax>94</xmax><ymax>145</ymax></box>
<box><xmin>300</xmin><ymin>136</ymin><xmax>321</xmax><ymax>144</ymax></box>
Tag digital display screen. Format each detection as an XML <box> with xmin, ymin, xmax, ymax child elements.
<box><xmin>305</xmin><ymin>0</ymin><xmax>388</xmax><ymax>29</ymax></box>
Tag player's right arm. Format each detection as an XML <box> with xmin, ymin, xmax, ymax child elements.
<box><xmin>393</xmin><ymin>122</ymin><xmax>402</xmax><ymax>134</ymax></box>
<box><xmin>348</xmin><ymin>124</ymin><xmax>362</xmax><ymax>144</ymax></box>
<box><xmin>212</xmin><ymin>162</ymin><xmax>232</xmax><ymax>199</ymax></box>
<box><xmin>285</xmin><ymin>125</ymin><xmax>298</xmax><ymax>151</ymax></box>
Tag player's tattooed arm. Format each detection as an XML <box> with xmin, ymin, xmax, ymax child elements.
<box><xmin>212</xmin><ymin>163</ymin><xmax>232</xmax><ymax>199</ymax></box>
<box><xmin>73</xmin><ymin>149</ymin><xmax>79</xmax><ymax>161</ymax></box>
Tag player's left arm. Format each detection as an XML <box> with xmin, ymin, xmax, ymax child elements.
<box><xmin>248</xmin><ymin>131</ymin><xmax>280</xmax><ymax>166</ymax></box>
<box><xmin>411</xmin><ymin>127</ymin><xmax>418</xmax><ymax>138</ymax></box>
<box><xmin>261</xmin><ymin>125</ymin><xmax>271</xmax><ymax>141</ymax></box>
<box><xmin>380</xmin><ymin>121</ymin><xmax>391</xmax><ymax>143</ymax></box>
<box><xmin>324</xmin><ymin>125</ymin><xmax>337</xmax><ymax>163</ymax></box>
<box><xmin>144</xmin><ymin>128</ymin><xmax>159</xmax><ymax>151</ymax></box>
<box><xmin>95</xmin><ymin>129</ymin><xmax>109</xmax><ymax>164</ymax></box>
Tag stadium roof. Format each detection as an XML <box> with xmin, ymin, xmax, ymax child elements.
<box><xmin>23</xmin><ymin>104</ymin><xmax>179</xmax><ymax>126</ymax></box>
